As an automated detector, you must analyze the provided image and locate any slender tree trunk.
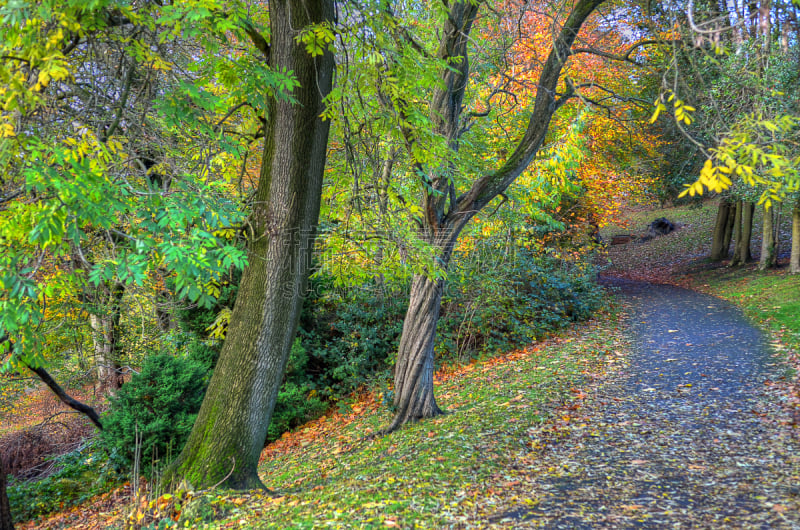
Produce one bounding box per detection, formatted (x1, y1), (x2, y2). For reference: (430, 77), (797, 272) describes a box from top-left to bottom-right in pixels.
(0, 455), (12, 530)
(722, 200), (736, 257)
(791, 201), (800, 273)
(759, 203), (777, 270)
(730, 200), (749, 266)
(740, 201), (754, 262)
(89, 282), (125, 391)
(386, 274), (446, 430)
(711, 199), (732, 260)
(164, 0), (335, 491)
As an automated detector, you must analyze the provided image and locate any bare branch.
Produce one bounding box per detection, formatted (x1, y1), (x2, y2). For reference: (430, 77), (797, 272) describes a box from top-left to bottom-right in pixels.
(571, 38), (670, 65)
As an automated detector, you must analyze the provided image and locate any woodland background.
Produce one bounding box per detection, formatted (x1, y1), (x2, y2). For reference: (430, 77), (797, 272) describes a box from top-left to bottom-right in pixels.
(0, 0), (798, 527)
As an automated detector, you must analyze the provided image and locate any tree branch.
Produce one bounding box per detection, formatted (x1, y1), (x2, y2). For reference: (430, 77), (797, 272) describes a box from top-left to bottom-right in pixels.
(242, 20), (270, 64)
(453, 0), (607, 220)
(570, 38), (670, 65)
(0, 335), (103, 430)
(24, 362), (104, 430)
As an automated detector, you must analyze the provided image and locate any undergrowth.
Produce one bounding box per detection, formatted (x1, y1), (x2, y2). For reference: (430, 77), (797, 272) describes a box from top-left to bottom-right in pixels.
(36, 310), (625, 529)
(8, 438), (120, 524)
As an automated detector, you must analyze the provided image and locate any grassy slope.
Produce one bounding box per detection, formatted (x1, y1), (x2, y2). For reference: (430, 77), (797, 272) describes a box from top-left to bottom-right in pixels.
(24, 315), (629, 529)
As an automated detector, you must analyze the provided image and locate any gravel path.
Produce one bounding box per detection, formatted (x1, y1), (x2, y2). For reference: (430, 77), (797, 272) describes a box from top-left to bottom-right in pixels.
(488, 279), (800, 528)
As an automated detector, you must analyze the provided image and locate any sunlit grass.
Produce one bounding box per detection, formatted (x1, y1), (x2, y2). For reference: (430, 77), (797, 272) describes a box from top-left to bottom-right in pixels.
(183, 315), (628, 529)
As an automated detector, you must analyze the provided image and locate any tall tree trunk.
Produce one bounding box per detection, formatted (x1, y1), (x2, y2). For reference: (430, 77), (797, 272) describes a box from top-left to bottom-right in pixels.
(89, 282), (125, 391)
(0, 455), (12, 530)
(758, 203), (777, 270)
(710, 199), (732, 260)
(164, 0), (335, 491)
(791, 201), (800, 274)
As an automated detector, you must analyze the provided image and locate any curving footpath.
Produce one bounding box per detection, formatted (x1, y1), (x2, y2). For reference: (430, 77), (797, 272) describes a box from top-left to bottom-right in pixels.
(488, 279), (800, 528)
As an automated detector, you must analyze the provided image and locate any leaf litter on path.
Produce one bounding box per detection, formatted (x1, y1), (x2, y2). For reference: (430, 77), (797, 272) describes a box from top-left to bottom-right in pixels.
(483, 279), (799, 528)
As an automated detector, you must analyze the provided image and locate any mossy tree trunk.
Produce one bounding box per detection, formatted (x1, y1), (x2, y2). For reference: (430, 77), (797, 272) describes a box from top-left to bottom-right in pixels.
(758, 203), (778, 270)
(385, 0), (606, 432)
(710, 199), (732, 261)
(164, 0), (335, 490)
(0, 455), (12, 530)
(791, 201), (800, 274)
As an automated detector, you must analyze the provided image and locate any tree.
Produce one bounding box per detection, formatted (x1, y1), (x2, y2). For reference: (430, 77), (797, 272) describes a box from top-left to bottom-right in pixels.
(730, 199), (755, 266)
(361, 0), (609, 431)
(758, 202), (779, 270)
(0, 0), (251, 388)
(710, 199), (733, 260)
(0, 453), (12, 530)
(792, 201), (800, 273)
(164, 0), (336, 490)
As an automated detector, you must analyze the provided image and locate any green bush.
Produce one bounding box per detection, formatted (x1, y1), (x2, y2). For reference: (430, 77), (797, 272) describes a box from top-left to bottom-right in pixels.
(298, 288), (406, 399)
(185, 337), (220, 372)
(266, 339), (329, 443)
(437, 247), (604, 362)
(99, 354), (208, 474)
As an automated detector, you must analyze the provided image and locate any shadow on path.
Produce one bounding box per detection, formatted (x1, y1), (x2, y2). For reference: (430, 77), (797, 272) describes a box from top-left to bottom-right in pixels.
(487, 278), (799, 528)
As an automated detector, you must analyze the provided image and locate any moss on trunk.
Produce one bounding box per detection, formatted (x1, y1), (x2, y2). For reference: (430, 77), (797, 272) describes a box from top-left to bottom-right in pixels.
(163, 0), (335, 490)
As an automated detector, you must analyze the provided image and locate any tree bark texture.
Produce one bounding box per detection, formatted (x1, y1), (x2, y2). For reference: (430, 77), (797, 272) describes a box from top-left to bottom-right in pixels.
(0, 455), (12, 530)
(387, 0), (606, 431)
(791, 201), (800, 274)
(710, 199), (731, 260)
(758, 202), (777, 270)
(387, 274), (446, 431)
(722, 201), (736, 257)
(164, 0), (335, 490)
(731, 201), (754, 265)
(89, 282), (125, 391)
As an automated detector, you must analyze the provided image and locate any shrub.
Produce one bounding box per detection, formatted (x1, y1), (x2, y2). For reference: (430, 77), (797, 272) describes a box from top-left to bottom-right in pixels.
(298, 289), (406, 400)
(99, 354), (208, 474)
(437, 247), (604, 362)
(185, 338), (220, 372)
(266, 339), (329, 443)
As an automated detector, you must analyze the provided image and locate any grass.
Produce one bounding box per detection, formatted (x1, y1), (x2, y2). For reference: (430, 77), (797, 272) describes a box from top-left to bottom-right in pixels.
(693, 267), (800, 351)
(22, 312), (629, 529)
(218, 316), (626, 529)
